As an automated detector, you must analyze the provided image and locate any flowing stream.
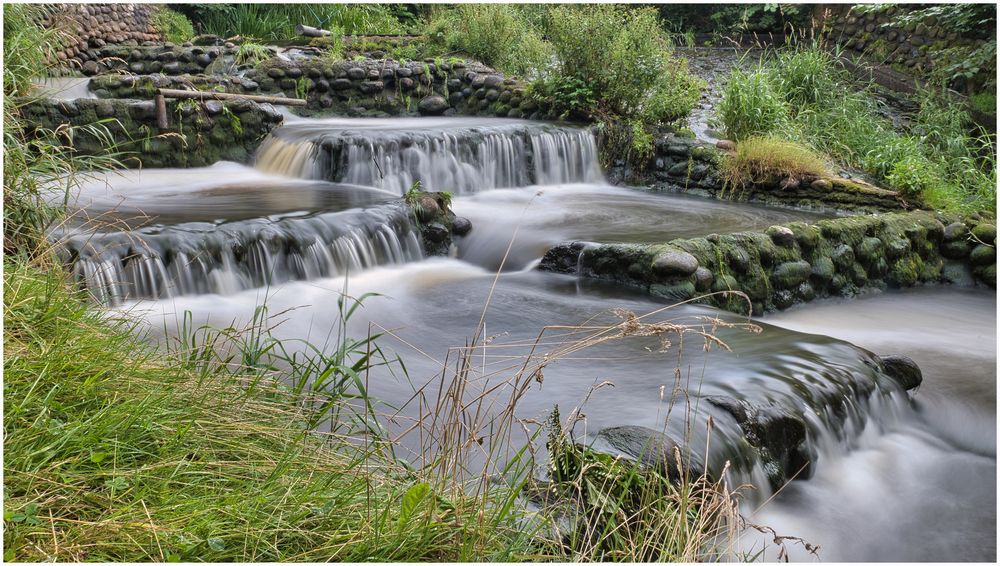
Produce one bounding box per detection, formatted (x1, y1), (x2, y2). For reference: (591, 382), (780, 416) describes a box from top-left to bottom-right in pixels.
(57, 116), (996, 562)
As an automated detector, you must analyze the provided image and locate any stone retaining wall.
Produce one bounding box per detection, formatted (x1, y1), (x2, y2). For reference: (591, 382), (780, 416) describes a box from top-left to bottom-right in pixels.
(249, 57), (536, 118)
(541, 211), (996, 315)
(80, 49), (539, 118)
(77, 42), (230, 77)
(824, 5), (991, 83)
(18, 97), (282, 168)
(40, 3), (162, 69)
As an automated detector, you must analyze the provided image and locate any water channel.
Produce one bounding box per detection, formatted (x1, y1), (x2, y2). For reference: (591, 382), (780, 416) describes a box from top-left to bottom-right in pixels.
(56, 116), (996, 562)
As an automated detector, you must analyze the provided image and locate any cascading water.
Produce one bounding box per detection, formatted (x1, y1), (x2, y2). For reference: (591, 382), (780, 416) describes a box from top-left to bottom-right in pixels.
(53, 112), (994, 562)
(255, 117), (604, 193)
(60, 204), (421, 304)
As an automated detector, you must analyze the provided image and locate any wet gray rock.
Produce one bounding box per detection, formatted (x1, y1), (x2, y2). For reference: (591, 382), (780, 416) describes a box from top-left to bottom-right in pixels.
(694, 266), (714, 291)
(592, 426), (687, 478)
(880, 355), (922, 390)
(452, 217), (472, 236)
(943, 221), (970, 242)
(539, 242), (588, 274)
(652, 249), (699, 277)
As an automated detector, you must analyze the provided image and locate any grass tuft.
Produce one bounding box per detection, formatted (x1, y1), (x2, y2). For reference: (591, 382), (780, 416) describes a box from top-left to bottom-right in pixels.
(720, 136), (828, 188)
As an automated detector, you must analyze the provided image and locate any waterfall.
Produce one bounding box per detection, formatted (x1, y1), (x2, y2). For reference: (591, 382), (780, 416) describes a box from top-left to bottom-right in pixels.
(62, 204), (423, 304)
(254, 117), (604, 193)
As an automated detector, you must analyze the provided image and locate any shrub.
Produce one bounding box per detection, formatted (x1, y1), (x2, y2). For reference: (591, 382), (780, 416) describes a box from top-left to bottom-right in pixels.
(969, 92), (997, 115)
(527, 75), (596, 120)
(720, 136), (828, 188)
(717, 67), (788, 141)
(547, 5), (695, 120)
(642, 66), (705, 125)
(151, 7), (194, 44)
(426, 4), (551, 77)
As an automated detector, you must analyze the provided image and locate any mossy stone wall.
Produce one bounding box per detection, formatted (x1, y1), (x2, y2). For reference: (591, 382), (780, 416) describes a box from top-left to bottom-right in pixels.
(541, 211), (997, 315)
(18, 97), (283, 168)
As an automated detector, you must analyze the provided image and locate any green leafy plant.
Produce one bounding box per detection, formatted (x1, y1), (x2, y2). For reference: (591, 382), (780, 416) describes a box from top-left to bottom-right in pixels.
(426, 4), (552, 77)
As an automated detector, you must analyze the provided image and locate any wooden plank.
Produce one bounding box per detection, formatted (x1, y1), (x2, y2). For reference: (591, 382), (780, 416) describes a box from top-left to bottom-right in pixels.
(157, 88), (307, 106)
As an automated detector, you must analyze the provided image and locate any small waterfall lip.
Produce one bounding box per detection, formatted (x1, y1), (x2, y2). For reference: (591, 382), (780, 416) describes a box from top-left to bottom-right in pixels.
(255, 117), (605, 194)
(46, 161), (400, 233)
(61, 202), (424, 305)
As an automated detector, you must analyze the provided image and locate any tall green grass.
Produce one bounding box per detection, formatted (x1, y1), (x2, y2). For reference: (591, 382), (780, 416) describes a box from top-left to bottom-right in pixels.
(188, 4), (403, 42)
(718, 46), (997, 213)
(1, 263), (537, 562)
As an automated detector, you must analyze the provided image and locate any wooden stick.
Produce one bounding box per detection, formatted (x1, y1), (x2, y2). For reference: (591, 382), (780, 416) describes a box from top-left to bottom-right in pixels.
(157, 88), (307, 106)
(154, 94), (168, 128)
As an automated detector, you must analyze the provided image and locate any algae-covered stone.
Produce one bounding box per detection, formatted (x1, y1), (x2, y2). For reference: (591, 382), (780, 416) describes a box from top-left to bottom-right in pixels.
(652, 249), (699, 278)
(787, 222), (820, 251)
(773, 290), (796, 310)
(711, 274), (740, 293)
(650, 280), (696, 301)
(766, 225), (796, 247)
(971, 222), (996, 245)
(831, 243), (856, 270)
(694, 267), (714, 291)
(810, 256), (835, 283)
(886, 237), (911, 260)
(880, 355), (923, 391)
(796, 282), (816, 302)
(970, 244), (996, 266)
(855, 237), (884, 264)
(940, 239), (972, 259)
(772, 260), (812, 289)
(976, 264), (997, 287)
(830, 273), (851, 294)
(942, 221), (970, 242)
(889, 255), (923, 287)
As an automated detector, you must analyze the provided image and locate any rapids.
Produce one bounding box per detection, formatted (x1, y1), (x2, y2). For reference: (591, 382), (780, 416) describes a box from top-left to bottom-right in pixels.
(57, 115), (996, 562)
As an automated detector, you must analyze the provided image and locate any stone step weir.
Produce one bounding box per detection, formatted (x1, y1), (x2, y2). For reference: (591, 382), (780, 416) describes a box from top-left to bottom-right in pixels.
(58, 202), (426, 305)
(255, 117), (604, 194)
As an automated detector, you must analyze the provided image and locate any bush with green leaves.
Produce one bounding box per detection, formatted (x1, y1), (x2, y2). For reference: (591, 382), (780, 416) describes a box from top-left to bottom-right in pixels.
(544, 5), (703, 125)
(151, 7), (194, 44)
(426, 4), (551, 78)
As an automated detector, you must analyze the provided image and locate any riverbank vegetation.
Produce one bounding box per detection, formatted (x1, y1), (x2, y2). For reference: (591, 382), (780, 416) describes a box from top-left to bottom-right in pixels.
(719, 47), (996, 213)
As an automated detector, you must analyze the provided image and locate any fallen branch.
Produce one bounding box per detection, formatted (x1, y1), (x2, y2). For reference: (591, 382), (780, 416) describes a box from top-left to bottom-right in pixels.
(157, 88), (307, 107)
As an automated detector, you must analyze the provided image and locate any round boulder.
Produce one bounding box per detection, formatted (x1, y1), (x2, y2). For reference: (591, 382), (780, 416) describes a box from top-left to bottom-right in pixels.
(418, 95), (449, 116)
(452, 217), (473, 236)
(652, 249), (699, 278)
(766, 225), (796, 247)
